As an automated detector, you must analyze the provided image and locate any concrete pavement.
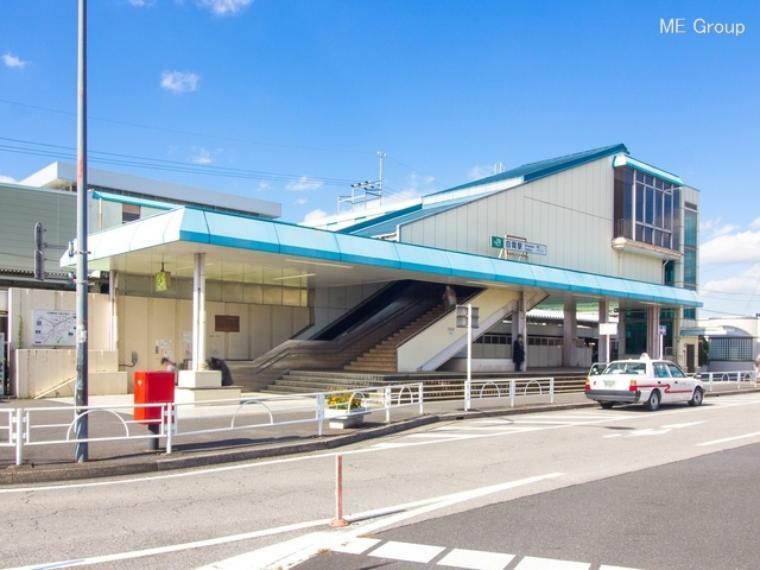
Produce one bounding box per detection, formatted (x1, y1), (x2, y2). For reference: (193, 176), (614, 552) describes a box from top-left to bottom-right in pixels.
(3, 392), (760, 568)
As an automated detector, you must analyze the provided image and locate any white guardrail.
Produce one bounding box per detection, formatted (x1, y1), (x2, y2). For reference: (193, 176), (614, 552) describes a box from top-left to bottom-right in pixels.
(1, 377), (570, 466)
(697, 370), (758, 392)
(4, 383), (424, 466)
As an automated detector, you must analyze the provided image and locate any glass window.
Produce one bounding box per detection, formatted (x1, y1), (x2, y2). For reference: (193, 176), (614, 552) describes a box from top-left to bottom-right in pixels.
(664, 193), (672, 230)
(666, 363), (686, 378)
(635, 183), (645, 222)
(654, 363), (671, 378)
(603, 362), (646, 375)
(122, 204), (141, 223)
(645, 187), (654, 224)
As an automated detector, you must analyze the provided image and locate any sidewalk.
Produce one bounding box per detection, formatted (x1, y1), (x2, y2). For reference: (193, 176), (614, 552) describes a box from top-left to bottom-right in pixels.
(0, 385), (756, 484)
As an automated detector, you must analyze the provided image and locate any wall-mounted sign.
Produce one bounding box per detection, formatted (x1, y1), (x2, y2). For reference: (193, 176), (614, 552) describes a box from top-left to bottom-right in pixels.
(491, 235), (547, 256)
(32, 309), (76, 346)
(215, 315), (240, 333)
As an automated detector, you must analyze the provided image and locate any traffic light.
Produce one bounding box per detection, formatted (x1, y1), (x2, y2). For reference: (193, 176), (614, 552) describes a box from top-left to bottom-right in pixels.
(33, 222), (45, 280)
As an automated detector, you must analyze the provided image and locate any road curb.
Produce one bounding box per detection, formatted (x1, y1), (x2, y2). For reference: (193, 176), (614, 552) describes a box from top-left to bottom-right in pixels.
(2, 388), (756, 484)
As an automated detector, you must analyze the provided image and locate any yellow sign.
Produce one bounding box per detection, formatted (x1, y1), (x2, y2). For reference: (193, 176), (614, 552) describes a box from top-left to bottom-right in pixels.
(155, 270), (170, 292)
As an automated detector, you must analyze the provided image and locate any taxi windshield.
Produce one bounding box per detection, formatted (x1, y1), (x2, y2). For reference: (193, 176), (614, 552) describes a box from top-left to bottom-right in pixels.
(603, 362), (646, 375)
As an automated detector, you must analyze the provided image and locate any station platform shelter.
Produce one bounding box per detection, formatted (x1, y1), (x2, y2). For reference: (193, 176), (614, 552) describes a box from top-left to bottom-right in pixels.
(4, 144), (702, 398)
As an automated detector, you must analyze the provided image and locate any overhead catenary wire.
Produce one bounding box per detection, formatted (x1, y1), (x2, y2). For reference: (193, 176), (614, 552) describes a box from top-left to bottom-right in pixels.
(0, 137), (356, 187)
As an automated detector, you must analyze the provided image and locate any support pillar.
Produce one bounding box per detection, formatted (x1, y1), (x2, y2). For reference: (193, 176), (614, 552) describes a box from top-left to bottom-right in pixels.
(646, 305), (661, 359)
(109, 270), (119, 352)
(562, 298), (577, 367)
(598, 299), (610, 364)
(192, 253), (206, 371)
(617, 310), (626, 358)
(511, 291), (527, 371)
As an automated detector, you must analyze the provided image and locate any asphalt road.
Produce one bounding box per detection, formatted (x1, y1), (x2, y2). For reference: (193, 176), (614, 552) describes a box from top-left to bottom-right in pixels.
(3, 392), (760, 569)
(299, 443), (760, 570)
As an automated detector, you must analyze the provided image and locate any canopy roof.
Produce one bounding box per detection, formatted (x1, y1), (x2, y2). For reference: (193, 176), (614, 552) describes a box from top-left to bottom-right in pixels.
(62, 207), (701, 308)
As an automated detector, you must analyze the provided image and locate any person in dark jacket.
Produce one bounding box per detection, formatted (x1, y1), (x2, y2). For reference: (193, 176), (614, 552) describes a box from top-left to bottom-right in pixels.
(512, 334), (525, 372)
(207, 357), (234, 387)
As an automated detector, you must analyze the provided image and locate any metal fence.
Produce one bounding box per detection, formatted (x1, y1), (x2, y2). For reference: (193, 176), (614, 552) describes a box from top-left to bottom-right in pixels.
(5, 383), (425, 466)
(1, 377), (579, 467)
(697, 370), (758, 392)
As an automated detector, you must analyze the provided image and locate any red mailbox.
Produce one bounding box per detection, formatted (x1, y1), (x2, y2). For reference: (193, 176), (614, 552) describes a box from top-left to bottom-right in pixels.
(133, 371), (175, 424)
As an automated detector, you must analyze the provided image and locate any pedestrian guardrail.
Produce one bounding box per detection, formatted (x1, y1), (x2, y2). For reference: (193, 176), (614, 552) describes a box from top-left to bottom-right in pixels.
(697, 370), (758, 392)
(465, 377), (555, 409)
(4, 382), (424, 466)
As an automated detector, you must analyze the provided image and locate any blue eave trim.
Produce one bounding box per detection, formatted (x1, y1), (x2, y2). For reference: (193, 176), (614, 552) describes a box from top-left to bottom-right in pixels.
(613, 155), (683, 186)
(91, 190), (176, 211)
(74, 207), (702, 308)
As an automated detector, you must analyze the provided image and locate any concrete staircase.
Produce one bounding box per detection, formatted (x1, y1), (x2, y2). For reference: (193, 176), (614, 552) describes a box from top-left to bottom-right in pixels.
(344, 304), (447, 373)
(263, 370), (387, 394)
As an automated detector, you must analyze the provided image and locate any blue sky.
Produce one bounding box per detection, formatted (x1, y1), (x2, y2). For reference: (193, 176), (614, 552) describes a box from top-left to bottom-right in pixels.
(1, 0), (758, 317)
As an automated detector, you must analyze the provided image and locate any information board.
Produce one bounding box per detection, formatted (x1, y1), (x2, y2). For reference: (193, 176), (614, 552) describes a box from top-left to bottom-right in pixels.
(32, 309), (76, 347)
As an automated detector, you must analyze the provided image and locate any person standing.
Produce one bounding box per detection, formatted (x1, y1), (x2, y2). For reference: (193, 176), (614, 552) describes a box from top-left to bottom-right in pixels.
(512, 334), (525, 372)
(442, 285), (457, 309)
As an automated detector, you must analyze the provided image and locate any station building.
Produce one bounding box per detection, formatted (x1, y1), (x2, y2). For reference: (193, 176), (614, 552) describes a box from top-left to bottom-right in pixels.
(0, 143), (702, 399)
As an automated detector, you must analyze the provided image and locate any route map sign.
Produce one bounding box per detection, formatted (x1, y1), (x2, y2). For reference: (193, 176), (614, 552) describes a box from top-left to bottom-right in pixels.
(32, 310), (76, 347)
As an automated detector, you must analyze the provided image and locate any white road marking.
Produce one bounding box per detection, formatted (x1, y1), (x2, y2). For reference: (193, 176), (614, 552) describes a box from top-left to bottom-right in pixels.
(697, 431), (760, 447)
(331, 537), (380, 555)
(661, 421), (705, 429)
(599, 565), (641, 570)
(514, 555), (590, 569)
(603, 434), (622, 439)
(205, 473), (564, 570)
(437, 547), (515, 570)
(3, 517), (331, 570)
(407, 433), (475, 439)
(368, 540), (445, 563)
(4, 395), (758, 495)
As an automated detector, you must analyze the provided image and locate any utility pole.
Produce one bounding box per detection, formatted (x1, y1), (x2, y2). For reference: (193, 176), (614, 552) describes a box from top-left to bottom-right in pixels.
(74, 0), (89, 462)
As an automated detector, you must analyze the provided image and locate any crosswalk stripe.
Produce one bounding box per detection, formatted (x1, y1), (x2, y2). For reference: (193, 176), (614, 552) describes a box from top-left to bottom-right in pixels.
(368, 540), (445, 563)
(437, 547), (515, 570)
(331, 537), (381, 555)
(514, 555), (590, 569)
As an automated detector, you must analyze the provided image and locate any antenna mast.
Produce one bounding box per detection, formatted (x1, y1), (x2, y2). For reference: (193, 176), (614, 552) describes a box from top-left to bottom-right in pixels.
(337, 150), (387, 212)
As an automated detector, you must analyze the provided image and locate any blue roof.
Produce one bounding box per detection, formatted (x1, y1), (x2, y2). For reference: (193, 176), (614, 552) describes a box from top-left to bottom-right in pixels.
(69, 207), (701, 308)
(428, 143), (629, 197)
(345, 196), (474, 237)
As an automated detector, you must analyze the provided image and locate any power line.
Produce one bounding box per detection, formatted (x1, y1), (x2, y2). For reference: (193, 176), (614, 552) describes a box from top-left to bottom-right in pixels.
(0, 137), (356, 187)
(0, 97), (378, 156)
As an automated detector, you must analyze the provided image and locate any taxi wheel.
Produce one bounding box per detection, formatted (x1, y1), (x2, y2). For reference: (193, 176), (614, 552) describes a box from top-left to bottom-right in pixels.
(688, 387), (704, 407)
(600, 402), (615, 409)
(645, 390), (661, 412)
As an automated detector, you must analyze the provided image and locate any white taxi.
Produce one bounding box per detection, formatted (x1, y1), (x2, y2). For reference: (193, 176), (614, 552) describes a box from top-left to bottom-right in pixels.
(584, 355), (703, 411)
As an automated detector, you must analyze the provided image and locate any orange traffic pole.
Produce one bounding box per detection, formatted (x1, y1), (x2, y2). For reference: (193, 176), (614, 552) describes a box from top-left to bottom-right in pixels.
(330, 454), (349, 527)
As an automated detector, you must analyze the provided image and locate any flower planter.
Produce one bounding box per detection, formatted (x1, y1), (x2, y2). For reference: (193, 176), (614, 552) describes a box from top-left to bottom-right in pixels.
(325, 406), (368, 429)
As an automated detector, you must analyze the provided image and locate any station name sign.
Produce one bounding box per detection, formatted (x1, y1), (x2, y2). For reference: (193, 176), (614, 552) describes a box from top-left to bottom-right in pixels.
(490, 235), (547, 256)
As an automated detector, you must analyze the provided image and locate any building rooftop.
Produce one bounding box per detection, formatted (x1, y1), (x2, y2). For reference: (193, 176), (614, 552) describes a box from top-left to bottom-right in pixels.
(20, 161), (282, 219)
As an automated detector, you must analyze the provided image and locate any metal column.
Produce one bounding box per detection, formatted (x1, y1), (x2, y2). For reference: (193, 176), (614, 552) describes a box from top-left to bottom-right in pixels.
(598, 299), (610, 363)
(74, 0), (89, 463)
(192, 253), (207, 371)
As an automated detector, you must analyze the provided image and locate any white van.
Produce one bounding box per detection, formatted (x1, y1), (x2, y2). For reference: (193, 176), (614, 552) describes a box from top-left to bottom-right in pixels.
(584, 355), (703, 411)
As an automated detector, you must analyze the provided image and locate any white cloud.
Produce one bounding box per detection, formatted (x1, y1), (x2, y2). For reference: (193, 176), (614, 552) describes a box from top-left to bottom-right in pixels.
(160, 71), (200, 93)
(257, 181), (271, 191)
(751, 217), (760, 230)
(197, 0), (252, 15)
(294, 197), (309, 206)
(2, 53), (27, 69)
(190, 147), (214, 165)
(700, 217), (737, 239)
(0, 174), (16, 183)
(467, 165), (493, 180)
(703, 264), (760, 295)
(303, 208), (327, 224)
(286, 176), (324, 192)
(700, 229), (760, 265)
(128, 0), (155, 6)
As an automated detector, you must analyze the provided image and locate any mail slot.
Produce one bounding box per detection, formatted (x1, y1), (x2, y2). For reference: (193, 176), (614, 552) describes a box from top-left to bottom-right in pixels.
(133, 371), (175, 424)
